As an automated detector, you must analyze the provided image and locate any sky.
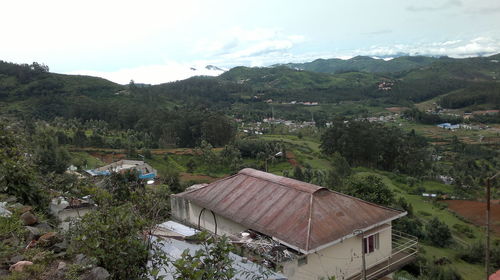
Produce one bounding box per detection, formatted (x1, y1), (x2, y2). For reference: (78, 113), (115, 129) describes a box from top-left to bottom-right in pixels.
(2, 0), (500, 84)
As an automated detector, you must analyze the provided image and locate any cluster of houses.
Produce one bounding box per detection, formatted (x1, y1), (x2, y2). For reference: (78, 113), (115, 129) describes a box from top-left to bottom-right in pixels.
(377, 81), (394, 91)
(436, 122), (492, 131)
(84, 159), (157, 180)
(263, 99), (320, 106)
(240, 119), (318, 135)
(363, 115), (400, 123)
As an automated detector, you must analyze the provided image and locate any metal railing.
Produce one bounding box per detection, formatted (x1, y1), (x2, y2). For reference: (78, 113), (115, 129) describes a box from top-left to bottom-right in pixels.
(365, 230), (418, 280)
(348, 230), (418, 280)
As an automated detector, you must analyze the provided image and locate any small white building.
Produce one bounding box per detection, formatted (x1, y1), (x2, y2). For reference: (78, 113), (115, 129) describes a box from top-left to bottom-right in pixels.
(171, 169), (418, 280)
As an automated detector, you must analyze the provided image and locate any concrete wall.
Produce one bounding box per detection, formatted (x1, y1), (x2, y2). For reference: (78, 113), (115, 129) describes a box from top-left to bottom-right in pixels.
(171, 197), (247, 236)
(282, 224), (392, 280)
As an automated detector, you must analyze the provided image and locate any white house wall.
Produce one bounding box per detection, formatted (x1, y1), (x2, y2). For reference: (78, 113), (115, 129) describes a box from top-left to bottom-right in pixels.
(282, 224), (392, 280)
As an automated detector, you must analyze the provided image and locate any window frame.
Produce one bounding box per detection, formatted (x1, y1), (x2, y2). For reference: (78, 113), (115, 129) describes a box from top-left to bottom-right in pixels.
(363, 232), (380, 254)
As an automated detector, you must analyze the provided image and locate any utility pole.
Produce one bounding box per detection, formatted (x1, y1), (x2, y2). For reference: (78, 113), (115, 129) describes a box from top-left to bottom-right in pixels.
(486, 171), (499, 280)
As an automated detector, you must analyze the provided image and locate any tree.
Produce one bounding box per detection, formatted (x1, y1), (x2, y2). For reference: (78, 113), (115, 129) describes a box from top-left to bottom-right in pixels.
(292, 166), (304, 181)
(326, 152), (352, 189)
(102, 171), (145, 203)
(343, 175), (395, 206)
(34, 129), (70, 174)
(69, 204), (149, 279)
(201, 114), (236, 147)
(73, 129), (87, 147)
(171, 232), (235, 280)
(0, 122), (47, 208)
(220, 144), (242, 171)
(426, 217), (452, 247)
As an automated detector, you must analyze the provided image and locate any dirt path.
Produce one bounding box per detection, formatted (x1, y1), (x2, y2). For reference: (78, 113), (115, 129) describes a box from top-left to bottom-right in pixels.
(444, 200), (500, 235)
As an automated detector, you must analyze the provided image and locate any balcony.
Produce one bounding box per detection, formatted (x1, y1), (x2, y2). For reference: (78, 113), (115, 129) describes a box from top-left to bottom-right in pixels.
(347, 230), (419, 280)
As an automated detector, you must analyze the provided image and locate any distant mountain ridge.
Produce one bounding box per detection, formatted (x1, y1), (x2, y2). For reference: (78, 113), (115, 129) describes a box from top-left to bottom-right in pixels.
(278, 55), (442, 74)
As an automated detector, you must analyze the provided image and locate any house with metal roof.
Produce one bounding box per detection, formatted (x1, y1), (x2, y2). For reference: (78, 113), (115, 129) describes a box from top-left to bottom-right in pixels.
(171, 168), (418, 280)
(85, 160), (157, 179)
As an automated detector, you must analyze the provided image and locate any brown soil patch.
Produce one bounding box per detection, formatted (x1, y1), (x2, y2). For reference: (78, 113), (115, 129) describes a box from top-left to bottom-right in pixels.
(179, 172), (220, 183)
(286, 151), (299, 167)
(88, 152), (126, 163)
(444, 200), (500, 235)
(385, 107), (409, 113)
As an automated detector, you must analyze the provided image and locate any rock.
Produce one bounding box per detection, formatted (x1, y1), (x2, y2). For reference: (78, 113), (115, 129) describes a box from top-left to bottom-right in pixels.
(25, 226), (42, 241)
(9, 261), (33, 272)
(5, 196), (17, 203)
(34, 222), (52, 233)
(38, 232), (60, 247)
(20, 206), (33, 214)
(20, 211), (38, 226)
(57, 261), (66, 271)
(53, 251), (67, 259)
(75, 253), (91, 266)
(83, 267), (110, 280)
(0, 202), (12, 217)
(52, 240), (68, 253)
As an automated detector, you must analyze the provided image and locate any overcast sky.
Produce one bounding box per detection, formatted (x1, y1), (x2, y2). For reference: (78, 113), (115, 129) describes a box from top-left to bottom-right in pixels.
(2, 0), (500, 84)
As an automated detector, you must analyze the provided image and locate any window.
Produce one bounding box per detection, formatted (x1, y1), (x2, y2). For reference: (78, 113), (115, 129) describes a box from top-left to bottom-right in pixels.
(363, 233), (379, 254)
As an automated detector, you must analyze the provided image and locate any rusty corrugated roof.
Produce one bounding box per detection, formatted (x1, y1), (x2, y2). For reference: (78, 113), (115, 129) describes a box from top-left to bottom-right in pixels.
(174, 168), (405, 253)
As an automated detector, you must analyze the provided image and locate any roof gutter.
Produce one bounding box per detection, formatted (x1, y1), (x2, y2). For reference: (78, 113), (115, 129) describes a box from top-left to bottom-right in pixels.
(303, 211), (407, 255)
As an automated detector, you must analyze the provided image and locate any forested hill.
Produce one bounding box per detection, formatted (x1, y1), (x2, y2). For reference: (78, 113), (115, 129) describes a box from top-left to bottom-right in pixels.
(219, 54), (500, 107)
(279, 55), (440, 74)
(1, 53), (499, 122)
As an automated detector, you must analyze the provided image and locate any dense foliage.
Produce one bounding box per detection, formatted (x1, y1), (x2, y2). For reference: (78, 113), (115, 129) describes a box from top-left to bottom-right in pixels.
(320, 120), (431, 176)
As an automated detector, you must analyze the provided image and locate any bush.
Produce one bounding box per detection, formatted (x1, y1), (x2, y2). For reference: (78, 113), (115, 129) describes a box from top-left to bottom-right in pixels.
(343, 174), (395, 206)
(425, 217), (452, 247)
(69, 204), (149, 279)
(452, 224), (475, 238)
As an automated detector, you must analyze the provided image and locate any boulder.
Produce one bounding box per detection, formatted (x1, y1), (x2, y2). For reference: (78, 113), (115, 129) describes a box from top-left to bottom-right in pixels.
(83, 267), (110, 280)
(20, 211), (38, 226)
(75, 254), (92, 266)
(0, 202), (12, 217)
(25, 226), (42, 241)
(34, 222), (52, 233)
(9, 261), (33, 272)
(57, 261), (66, 271)
(52, 240), (68, 253)
(38, 232), (60, 247)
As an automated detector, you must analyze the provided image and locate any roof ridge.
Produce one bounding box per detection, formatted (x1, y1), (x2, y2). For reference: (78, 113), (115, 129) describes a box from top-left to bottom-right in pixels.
(238, 168), (325, 194)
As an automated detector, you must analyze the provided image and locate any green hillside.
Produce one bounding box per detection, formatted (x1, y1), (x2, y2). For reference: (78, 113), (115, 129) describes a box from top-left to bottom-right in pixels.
(281, 55), (439, 74)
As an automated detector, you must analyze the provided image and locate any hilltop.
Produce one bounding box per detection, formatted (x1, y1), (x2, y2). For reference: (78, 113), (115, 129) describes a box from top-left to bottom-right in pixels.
(279, 55), (440, 74)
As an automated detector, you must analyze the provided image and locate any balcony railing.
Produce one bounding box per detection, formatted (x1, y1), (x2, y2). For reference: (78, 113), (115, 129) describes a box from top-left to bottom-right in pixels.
(347, 230), (418, 280)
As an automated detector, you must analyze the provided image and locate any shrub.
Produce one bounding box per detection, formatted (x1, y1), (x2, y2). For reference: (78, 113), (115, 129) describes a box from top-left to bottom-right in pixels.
(452, 224), (475, 238)
(425, 218), (452, 247)
(68, 204), (149, 279)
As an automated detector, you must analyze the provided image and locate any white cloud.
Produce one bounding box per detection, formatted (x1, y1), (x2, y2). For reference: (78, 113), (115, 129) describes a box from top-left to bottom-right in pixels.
(68, 62), (225, 85)
(407, 0), (462, 12)
(193, 27), (305, 66)
(355, 37), (500, 58)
